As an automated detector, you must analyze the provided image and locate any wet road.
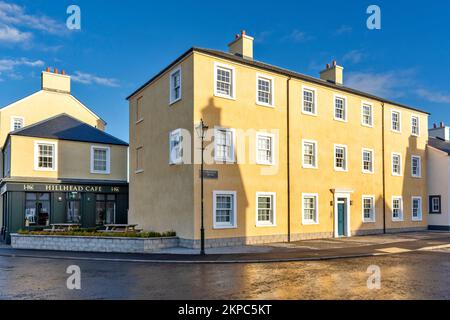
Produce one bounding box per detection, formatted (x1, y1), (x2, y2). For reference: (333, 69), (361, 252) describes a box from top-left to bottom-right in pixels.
(0, 250), (449, 299)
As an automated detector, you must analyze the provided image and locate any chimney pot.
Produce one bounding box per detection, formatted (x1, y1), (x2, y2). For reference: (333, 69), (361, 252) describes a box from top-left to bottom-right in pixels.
(235, 34), (240, 39)
(54, 68), (58, 74)
(326, 63), (330, 69)
(61, 70), (66, 75)
(433, 123), (437, 129)
(440, 122), (444, 128)
(46, 67), (51, 72)
(229, 31), (254, 59)
(241, 30), (246, 36)
(332, 60), (337, 67)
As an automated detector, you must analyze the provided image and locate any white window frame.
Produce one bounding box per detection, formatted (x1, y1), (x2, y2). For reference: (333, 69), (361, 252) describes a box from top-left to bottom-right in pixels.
(392, 196), (403, 221)
(256, 73), (275, 107)
(361, 148), (374, 174)
(361, 101), (373, 127)
(302, 139), (318, 169)
(214, 127), (236, 163)
(391, 110), (402, 133)
(391, 152), (402, 176)
(333, 94), (348, 122)
(34, 141), (57, 172)
(169, 67), (182, 105)
(255, 192), (276, 227)
(411, 155), (421, 178)
(256, 132), (275, 165)
(90, 145), (111, 174)
(213, 190), (237, 229)
(411, 196), (423, 221)
(362, 195), (376, 223)
(169, 129), (184, 165)
(334, 144), (348, 172)
(301, 85), (318, 116)
(430, 196), (441, 214)
(302, 193), (319, 225)
(214, 62), (236, 100)
(411, 115), (420, 136)
(10, 116), (25, 132)
(135, 146), (144, 174)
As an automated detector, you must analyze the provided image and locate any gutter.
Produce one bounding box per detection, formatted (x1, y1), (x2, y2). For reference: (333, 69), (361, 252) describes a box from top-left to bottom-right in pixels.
(286, 77), (292, 242)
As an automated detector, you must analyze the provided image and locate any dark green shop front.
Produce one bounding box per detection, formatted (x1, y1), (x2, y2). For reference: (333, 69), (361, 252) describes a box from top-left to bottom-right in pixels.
(0, 182), (128, 244)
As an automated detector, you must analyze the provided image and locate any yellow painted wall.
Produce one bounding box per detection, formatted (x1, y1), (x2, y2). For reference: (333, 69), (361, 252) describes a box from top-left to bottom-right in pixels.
(128, 55), (195, 238)
(128, 50), (428, 241)
(9, 136), (127, 181)
(0, 90), (105, 148)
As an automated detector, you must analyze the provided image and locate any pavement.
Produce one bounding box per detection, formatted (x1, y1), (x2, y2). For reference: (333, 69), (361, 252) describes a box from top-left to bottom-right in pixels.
(0, 231), (449, 264)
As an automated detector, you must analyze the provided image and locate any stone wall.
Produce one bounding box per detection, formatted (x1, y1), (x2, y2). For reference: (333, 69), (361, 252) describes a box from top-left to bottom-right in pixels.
(11, 234), (179, 253)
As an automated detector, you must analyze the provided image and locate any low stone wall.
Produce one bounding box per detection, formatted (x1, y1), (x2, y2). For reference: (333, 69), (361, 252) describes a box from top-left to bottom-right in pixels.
(11, 234), (179, 253)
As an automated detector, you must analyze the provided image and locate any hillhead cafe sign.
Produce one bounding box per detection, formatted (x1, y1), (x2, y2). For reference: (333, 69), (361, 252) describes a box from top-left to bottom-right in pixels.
(1, 182), (122, 195)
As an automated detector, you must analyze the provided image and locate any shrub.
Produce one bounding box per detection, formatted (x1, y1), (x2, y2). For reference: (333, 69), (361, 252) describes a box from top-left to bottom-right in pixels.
(17, 229), (176, 238)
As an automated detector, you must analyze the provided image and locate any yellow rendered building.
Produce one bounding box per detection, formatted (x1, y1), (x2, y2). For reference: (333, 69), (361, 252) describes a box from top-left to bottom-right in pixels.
(127, 32), (429, 248)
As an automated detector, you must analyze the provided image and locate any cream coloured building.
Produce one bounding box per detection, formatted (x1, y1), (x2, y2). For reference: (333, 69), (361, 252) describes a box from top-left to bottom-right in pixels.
(127, 31), (429, 248)
(0, 69), (129, 243)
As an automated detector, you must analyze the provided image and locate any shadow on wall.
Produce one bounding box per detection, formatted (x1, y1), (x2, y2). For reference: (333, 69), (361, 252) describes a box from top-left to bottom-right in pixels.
(199, 97), (249, 242)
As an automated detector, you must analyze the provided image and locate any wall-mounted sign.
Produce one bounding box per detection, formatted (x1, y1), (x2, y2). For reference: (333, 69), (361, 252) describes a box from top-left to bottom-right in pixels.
(200, 170), (219, 179)
(1, 183), (126, 194)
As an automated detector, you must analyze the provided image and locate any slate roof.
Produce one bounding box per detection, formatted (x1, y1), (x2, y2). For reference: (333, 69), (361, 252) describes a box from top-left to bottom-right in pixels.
(9, 114), (128, 146)
(429, 136), (450, 155)
(126, 47), (429, 115)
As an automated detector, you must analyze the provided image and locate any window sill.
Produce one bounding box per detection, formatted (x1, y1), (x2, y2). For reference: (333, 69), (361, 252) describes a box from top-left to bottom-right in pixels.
(91, 170), (110, 175)
(334, 168), (348, 172)
(213, 225), (237, 230)
(392, 218), (404, 222)
(135, 119), (144, 125)
(256, 161), (275, 166)
(169, 98), (182, 106)
(361, 123), (373, 128)
(34, 168), (56, 172)
(391, 129), (402, 134)
(333, 117), (348, 123)
(302, 221), (319, 226)
(214, 93), (236, 101)
(256, 223), (277, 228)
(362, 170), (374, 174)
(412, 218), (423, 222)
(363, 220), (376, 223)
(256, 101), (275, 108)
(392, 173), (403, 177)
(135, 169), (144, 174)
(302, 111), (318, 117)
(303, 165), (318, 169)
(411, 175), (422, 179)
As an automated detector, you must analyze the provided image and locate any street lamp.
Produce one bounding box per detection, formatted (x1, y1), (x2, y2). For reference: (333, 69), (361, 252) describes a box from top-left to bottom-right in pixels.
(195, 119), (208, 255)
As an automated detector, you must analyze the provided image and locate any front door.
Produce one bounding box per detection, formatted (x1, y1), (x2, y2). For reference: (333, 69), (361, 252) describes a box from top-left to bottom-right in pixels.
(337, 199), (346, 237)
(66, 192), (82, 224)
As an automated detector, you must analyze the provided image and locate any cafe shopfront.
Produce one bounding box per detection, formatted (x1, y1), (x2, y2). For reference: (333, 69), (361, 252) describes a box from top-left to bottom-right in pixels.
(0, 181), (128, 243)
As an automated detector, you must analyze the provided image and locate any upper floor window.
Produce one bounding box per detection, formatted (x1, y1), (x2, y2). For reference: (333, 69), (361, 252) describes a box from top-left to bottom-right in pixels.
(215, 128), (234, 162)
(256, 74), (274, 107)
(429, 196), (441, 214)
(334, 95), (347, 122)
(91, 146), (110, 174)
(256, 192), (276, 226)
(362, 148), (374, 173)
(302, 86), (317, 115)
(34, 141), (56, 171)
(391, 110), (401, 132)
(334, 144), (348, 171)
(256, 132), (274, 165)
(361, 103), (373, 127)
(392, 153), (402, 176)
(214, 63), (235, 99)
(169, 67), (182, 104)
(136, 97), (143, 123)
(412, 197), (422, 221)
(11, 116), (24, 132)
(302, 139), (318, 169)
(169, 129), (183, 165)
(411, 155), (421, 178)
(411, 115), (420, 136)
(392, 196), (403, 221)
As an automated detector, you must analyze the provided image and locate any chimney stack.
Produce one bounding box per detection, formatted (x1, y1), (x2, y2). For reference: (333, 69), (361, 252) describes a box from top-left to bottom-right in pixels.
(320, 60), (344, 85)
(228, 30), (254, 60)
(433, 123), (437, 129)
(41, 67), (71, 93)
(440, 122), (445, 128)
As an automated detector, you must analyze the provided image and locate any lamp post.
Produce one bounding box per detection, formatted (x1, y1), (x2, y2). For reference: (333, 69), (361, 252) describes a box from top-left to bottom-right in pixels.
(195, 119), (208, 255)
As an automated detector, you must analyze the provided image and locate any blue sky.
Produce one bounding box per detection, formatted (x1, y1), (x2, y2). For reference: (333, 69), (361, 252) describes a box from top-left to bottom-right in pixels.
(1, 0), (449, 142)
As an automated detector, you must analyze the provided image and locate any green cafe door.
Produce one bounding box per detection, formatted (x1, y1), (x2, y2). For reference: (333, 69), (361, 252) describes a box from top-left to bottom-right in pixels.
(337, 198), (346, 237)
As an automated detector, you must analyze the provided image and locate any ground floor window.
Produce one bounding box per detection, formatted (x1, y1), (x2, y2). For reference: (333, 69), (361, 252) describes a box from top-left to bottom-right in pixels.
(302, 193), (319, 224)
(213, 191), (236, 228)
(412, 197), (422, 221)
(362, 196), (375, 222)
(392, 197), (403, 221)
(25, 193), (50, 227)
(429, 195), (441, 214)
(66, 192), (81, 223)
(96, 194), (116, 225)
(256, 192), (276, 226)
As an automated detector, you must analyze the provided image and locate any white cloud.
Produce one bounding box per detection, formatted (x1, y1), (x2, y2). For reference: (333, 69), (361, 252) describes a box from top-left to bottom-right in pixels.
(342, 50), (365, 64)
(71, 71), (120, 87)
(334, 25), (352, 35)
(346, 69), (416, 98)
(415, 88), (450, 104)
(0, 24), (31, 42)
(0, 57), (44, 73)
(282, 29), (314, 43)
(0, 1), (66, 35)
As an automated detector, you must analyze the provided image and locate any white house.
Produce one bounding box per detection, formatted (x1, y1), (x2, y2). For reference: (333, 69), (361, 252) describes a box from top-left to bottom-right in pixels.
(428, 123), (450, 231)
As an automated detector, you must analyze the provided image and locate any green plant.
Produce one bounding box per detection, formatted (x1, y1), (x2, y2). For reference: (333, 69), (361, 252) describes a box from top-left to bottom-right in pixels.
(17, 229), (176, 238)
